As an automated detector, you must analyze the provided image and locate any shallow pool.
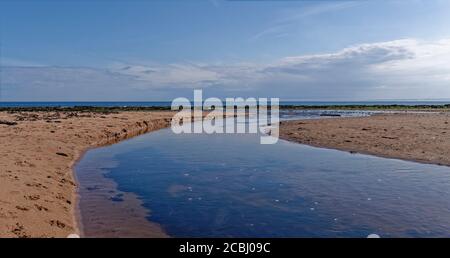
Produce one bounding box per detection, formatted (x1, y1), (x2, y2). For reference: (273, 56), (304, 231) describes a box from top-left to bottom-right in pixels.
(76, 112), (450, 237)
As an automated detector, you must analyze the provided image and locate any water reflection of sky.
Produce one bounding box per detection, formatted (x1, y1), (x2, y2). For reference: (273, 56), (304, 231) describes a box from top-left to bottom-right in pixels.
(77, 111), (450, 237)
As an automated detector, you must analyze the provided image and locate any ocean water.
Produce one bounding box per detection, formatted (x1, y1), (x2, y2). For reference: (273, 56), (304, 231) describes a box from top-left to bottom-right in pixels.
(0, 101), (172, 108)
(1, 100), (450, 108)
(75, 113), (450, 238)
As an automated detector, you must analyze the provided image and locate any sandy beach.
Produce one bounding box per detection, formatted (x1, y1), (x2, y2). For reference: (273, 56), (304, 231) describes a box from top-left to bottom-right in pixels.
(2, 110), (450, 238)
(0, 111), (174, 238)
(280, 112), (450, 166)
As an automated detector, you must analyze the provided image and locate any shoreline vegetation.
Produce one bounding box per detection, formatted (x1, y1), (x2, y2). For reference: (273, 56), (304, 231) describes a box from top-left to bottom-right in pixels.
(0, 105), (449, 237)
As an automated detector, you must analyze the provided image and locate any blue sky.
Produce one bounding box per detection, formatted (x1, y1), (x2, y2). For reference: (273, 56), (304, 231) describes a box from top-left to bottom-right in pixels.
(1, 0), (450, 101)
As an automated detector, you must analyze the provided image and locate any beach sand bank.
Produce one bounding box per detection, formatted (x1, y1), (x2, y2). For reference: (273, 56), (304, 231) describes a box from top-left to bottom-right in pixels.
(2, 110), (450, 237)
(280, 113), (450, 166)
(0, 111), (174, 238)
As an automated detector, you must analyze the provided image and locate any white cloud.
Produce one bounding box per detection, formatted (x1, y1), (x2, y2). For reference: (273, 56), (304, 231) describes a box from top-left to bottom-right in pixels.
(2, 38), (450, 100)
(113, 63), (222, 87)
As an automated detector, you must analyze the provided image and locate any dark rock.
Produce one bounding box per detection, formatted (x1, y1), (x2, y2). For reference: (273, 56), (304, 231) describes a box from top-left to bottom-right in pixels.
(0, 120), (18, 126)
(320, 114), (341, 117)
(56, 152), (68, 157)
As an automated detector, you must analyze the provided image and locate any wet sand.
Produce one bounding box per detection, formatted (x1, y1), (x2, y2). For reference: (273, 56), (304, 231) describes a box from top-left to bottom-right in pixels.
(280, 112), (450, 166)
(75, 153), (169, 238)
(0, 111), (174, 237)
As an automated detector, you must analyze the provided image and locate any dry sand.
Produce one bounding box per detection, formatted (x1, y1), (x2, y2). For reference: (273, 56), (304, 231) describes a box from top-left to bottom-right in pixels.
(280, 112), (450, 166)
(0, 111), (174, 238)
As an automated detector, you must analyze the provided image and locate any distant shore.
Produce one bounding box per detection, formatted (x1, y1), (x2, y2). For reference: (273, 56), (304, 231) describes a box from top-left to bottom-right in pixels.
(1, 103), (450, 113)
(279, 104), (450, 111)
(280, 112), (450, 166)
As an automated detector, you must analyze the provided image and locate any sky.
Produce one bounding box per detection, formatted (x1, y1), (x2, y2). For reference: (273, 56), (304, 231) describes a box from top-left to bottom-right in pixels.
(1, 0), (450, 101)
